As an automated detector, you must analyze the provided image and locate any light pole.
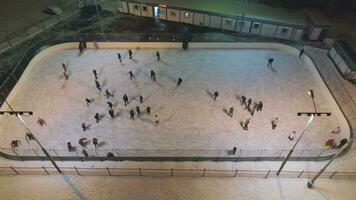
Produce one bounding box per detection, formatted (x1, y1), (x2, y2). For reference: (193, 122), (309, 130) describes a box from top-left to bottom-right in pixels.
(276, 115), (314, 175)
(0, 93), (62, 173)
(93, 0), (105, 40)
(308, 89), (317, 113)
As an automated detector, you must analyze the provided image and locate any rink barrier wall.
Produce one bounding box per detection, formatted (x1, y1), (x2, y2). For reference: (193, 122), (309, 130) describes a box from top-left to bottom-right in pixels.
(0, 42), (351, 162)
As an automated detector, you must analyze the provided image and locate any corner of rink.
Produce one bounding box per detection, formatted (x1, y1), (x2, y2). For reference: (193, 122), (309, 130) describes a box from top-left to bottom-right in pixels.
(2, 42), (351, 148)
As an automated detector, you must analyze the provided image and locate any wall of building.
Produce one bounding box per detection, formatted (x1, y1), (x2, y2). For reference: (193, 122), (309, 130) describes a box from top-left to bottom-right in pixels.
(209, 15), (222, 29)
(260, 24), (277, 37)
(193, 13), (204, 26)
(275, 26), (293, 39)
(250, 22), (262, 34)
(140, 4), (153, 17)
(167, 8), (180, 22)
(117, 1), (128, 13)
(235, 20), (252, 33)
(159, 7), (167, 20)
(221, 17), (236, 31)
(203, 14), (210, 27)
(179, 10), (193, 24)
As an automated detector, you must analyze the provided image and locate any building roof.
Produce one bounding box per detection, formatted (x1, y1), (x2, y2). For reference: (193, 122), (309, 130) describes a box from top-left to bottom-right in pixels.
(134, 0), (307, 26)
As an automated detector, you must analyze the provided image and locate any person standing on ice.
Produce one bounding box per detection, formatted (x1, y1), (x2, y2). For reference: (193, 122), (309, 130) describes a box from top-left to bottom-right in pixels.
(93, 138), (98, 148)
(81, 123), (88, 131)
(246, 98), (252, 110)
(146, 106), (151, 115)
(62, 63), (67, 72)
(177, 78), (183, 87)
(240, 96), (246, 106)
(213, 91), (219, 101)
(67, 142), (74, 152)
(85, 98), (93, 106)
(94, 113), (101, 123)
(139, 95), (143, 103)
(123, 94), (129, 106)
(150, 70), (156, 81)
(107, 101), (113, 110)
(136, 106), (141, 116)
(229, 107), (234, 117)
(271, 117), (278, 130)
(267, 58), (274, 68)
(128, 71), (135, 79)
(129, 109), (135, 120)
(242, 118), (250, 130)
(95, 80), (102, 91)
(78, 42), (83, 54)
(78, 138), (88, 147)
(257, 101), (263, 111)
(93, 69), (98, 79)
(117, 53), (122, 62)
(128, 49), (133, 59)
(105, 89), (114, 98)
(156, 51), (160, 61)
(232, 146), (237, 155)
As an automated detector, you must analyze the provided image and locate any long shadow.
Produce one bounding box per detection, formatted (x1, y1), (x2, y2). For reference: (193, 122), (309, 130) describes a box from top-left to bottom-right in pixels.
(269, 66), (278, 73)
(60, 174), (87, 200)
(222, 108), (230, 117)
(206, 90), (214, 99)
(139, 117), (155, 125)
(101, 79), (107, 88)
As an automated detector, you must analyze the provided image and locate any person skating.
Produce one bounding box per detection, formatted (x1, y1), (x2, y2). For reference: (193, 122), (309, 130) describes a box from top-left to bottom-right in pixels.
(37, 117), (47, 127)
(78, 138), (88, 147)
(150, 70), (156, 81)
(93, 138), (98, 148)
(81, 123), (88, 131)
(288, 131), (296, 141)
(85, 98), (93, 106)
(213, 91), (219, 101)
(130, 109), (135, 120)
(117, 52), (122, 62)
(25, 132), (35, 142)
(109, 109), (115, 119)
(67, 142), (74, 152)
(136, 106), (141, 116)
(123, 94), (129, 106)
(271, 117), (278, 130)
(10, 140), (21, 148)
(93, 69), (98, 79)
(257, 101), (263, 111)
(232, 146), (237, 155)
(246, 98), (252, 110)
(267, 58), (274, 68)
(107, 101), (113, 110)
(229, 107), (234, 117)
(105, 89), (114, 98)
(299, 48), (304, 58)
(146, 106), (151, 115)
(177, 78), (183, 87)
(94, 113), (101, 123)
(240, 96), (246, 106)
(128, 71), (135, 80)
(79, 42), (83, 53)
(128, 49), (133, 59)
(95, 80), (101, 91)
(242, 118), (250, 130)
(156, 51), (160, 61)
(139, 95), (143, 103)
(62, 63), (67, 72)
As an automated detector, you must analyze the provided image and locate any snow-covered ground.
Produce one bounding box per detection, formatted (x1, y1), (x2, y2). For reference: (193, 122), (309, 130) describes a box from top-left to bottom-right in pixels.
(0, 47), (348, 155)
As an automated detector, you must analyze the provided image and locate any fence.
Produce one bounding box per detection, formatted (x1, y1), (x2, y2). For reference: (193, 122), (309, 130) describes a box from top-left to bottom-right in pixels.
(0, 147), (339, 162)
(0, 166), (355, 180)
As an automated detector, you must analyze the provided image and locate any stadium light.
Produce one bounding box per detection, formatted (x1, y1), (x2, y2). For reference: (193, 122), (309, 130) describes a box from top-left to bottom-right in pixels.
(308, 89), (317, 113)
(0, 92), (62, 173)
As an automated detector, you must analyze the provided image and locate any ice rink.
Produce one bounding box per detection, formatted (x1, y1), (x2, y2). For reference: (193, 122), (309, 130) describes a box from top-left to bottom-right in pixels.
(0, 44), (349, 152)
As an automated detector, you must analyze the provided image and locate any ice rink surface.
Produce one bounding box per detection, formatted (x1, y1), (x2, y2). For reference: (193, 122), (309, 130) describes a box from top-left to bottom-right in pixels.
(0, 47), (348, 151)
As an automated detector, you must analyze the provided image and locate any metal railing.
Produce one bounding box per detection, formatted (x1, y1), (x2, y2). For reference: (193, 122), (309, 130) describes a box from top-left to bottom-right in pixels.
(1, 166), (355, 180)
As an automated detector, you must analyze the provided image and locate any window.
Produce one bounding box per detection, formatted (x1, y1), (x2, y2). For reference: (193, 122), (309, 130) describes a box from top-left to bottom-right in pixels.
(170, 10), (176, 16)
(134, 5), (139, 10)
(142, 6), (147, 12)
(225, 19), (232, 26)
(184, 12), (190, 18)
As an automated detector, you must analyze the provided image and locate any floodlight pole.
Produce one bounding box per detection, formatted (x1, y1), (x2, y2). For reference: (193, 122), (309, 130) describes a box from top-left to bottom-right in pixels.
(308, 90), (317, 113)
(277, 115), (314, 176)
(307, 140), (352, 188)
(93, 0), (106, 40)
(0, 93), (62, 173)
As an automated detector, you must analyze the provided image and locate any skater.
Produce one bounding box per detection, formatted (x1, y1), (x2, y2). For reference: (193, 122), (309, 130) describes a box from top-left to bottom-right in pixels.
(25, 132), (35, 142)
(37, 117), (47, 127)
(299, 48), (305, 58)
(94, 113), (101, 123)
(85, 98), (93, 106)
(93, 69), (98, 79)
(95, 80), (101, 91)
(105, 89), (114, 98)
(81, 123), (88, 131)
(242, 118), (250, 130)
(246, 98), (252, 109)
(139, 95), (143, 103)
(81, 149), (88, 157)
(109, 109), (115, 119)
(67, 142), (74, 152)
(146, 106), (151, 115)
(117, 52), (122, 62)
(150, 70), (156, 81)
(257, 101), (263, 111)
(240, 96), (246, 106)
(128, 49), (133, 59)
(249, 107), (255, 116)
(156, 51), (160, 61)
(154, 115), (160, 125)
(232, 146), (237, 155)
(82, 40), (87, 49)
(128, 71), (135, 79)
(177, 78), (183, 87)
(136, 106), (141, 116)
(62, 63), (67, 72)
(267, 58), (274, 67)
(271, 117), (278, 130)
(213, 91), (219, 101)
(107, 101), (113, 110)
(288, 131), (296, 141)
(123, 94), (129, 106)
(331, 127), (341, 134)
(78, 137), (88, 147)
(10, 140), (21, 148)
(63, 71), (69, 80)
(93, 138), (98, 148)
(229, 107), (234, 117)
(79, 42), (83, 53)
(129, 110), (135, 120)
